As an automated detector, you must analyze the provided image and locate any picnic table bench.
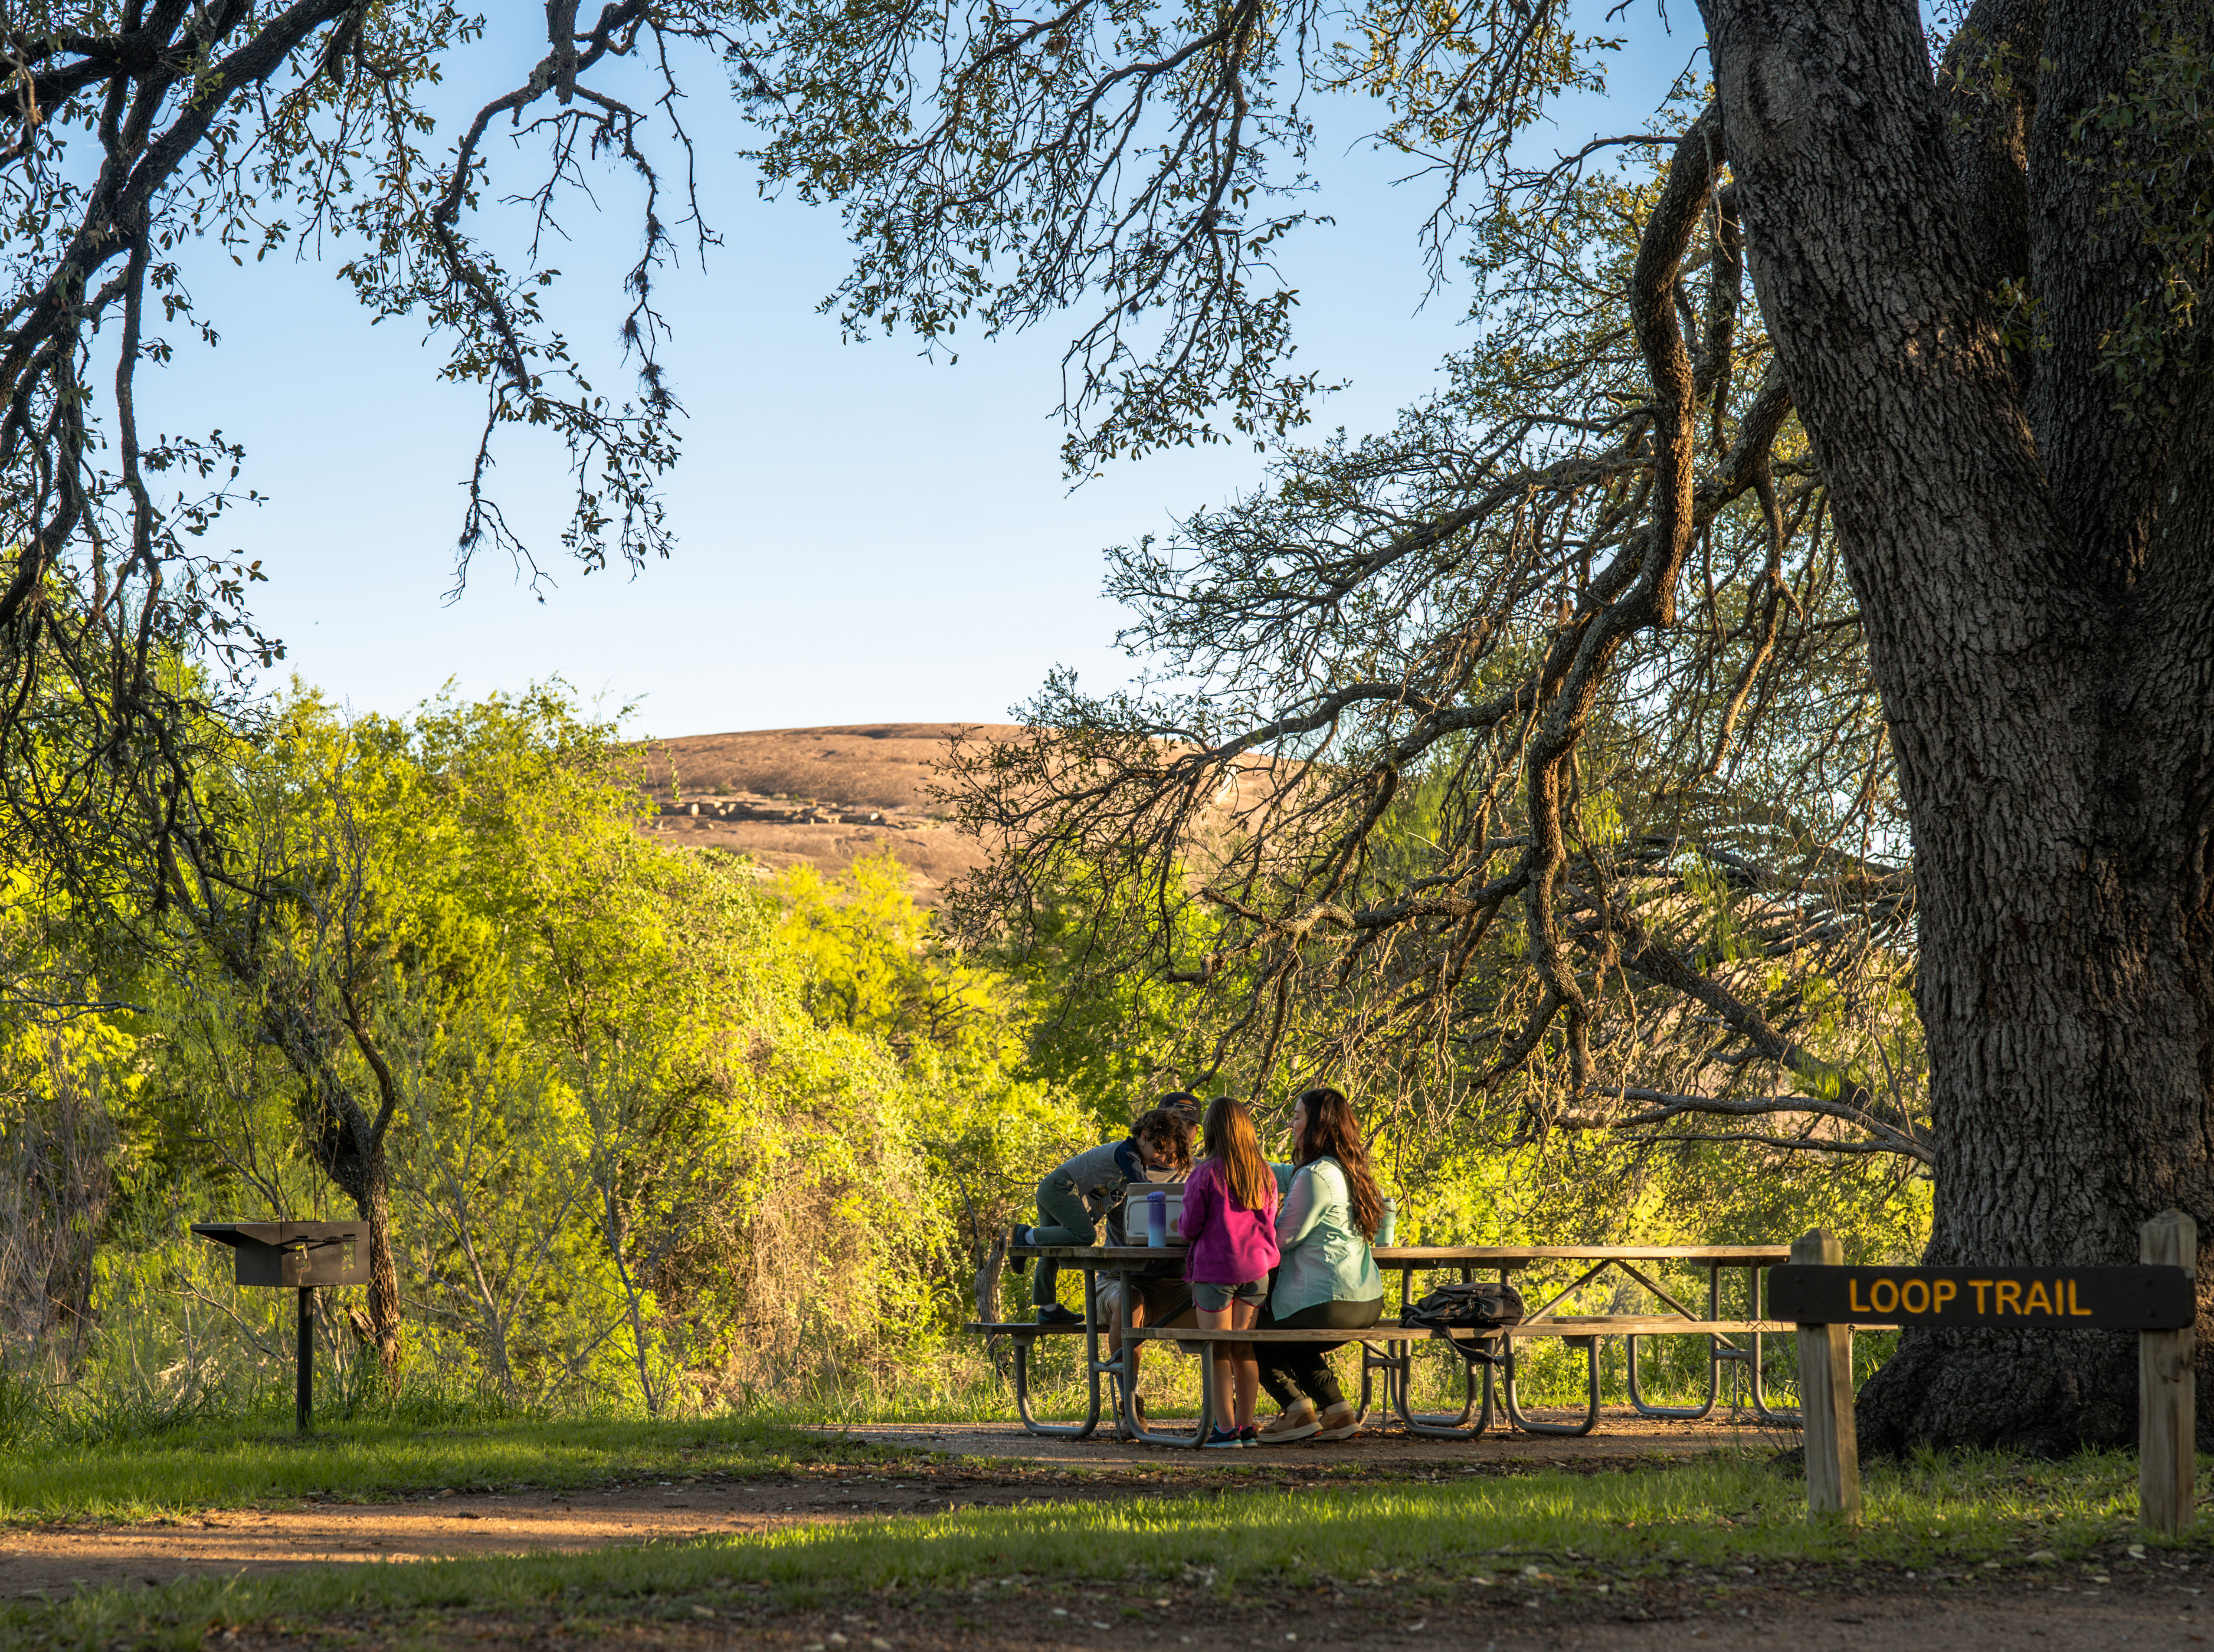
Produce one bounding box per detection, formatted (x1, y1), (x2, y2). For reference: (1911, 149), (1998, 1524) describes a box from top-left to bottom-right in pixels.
(969, 1242), (1798, 1449)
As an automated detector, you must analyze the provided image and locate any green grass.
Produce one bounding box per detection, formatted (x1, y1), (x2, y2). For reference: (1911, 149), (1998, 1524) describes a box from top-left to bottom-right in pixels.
(7, 1448), (2203, 1651)
(0, 1412), (923, 1526)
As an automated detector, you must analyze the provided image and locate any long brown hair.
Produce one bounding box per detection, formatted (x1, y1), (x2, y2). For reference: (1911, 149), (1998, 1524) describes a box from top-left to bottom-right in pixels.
(1200, 1095), (1274, 1213)
(1292, 1087), (1383, 1239)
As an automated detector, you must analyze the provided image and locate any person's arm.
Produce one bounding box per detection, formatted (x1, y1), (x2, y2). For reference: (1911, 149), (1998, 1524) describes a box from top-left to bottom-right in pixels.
(1179, 1163), (1217, 1249)
(1275, 1164), (1330, 1249)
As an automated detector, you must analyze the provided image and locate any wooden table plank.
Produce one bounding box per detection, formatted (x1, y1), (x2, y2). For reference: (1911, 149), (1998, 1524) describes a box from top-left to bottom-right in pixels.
(1377, 1246), (1792, 1263)
(1007, 1244), (1793, 1263)
(965, 1318), (1829, 1340)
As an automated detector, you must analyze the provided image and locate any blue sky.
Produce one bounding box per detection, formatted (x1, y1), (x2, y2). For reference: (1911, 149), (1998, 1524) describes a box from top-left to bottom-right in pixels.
(145, 5), (1695, 741)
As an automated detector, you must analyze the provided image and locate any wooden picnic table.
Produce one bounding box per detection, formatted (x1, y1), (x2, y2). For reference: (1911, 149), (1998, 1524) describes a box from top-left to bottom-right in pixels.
(973, 1241), (1800, 1449)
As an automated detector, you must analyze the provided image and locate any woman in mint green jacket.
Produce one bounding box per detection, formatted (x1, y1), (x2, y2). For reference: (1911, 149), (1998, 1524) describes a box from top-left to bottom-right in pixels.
(1251, 1087), (1385, 1443)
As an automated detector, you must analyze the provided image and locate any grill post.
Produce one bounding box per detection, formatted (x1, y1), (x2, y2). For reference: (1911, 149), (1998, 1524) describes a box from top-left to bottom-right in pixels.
(297, 1286), (314, 1435)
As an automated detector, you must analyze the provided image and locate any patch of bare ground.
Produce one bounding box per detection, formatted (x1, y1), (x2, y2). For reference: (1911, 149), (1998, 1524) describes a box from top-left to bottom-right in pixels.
(626, 726), (1019, 816)
(618, 721), (1287, 905)
(1, 1444), (1672, 1599)
(167, 1558), (2214, 1652)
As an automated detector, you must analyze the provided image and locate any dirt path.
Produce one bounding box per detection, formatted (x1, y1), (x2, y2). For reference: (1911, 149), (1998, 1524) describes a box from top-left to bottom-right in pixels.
(3, 1471), (1031, 1598)
(1, 1406), (1772, 1598)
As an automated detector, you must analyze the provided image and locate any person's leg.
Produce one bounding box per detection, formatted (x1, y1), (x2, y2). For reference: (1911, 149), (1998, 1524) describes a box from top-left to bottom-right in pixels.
(1109, 1282), (1142, 1391)
(1271, 1298), (1382, 1437)
(1027, 1173), (1096, 1310)
(1101, 1278), (1128, 1352)
(1196, 1301), (1237, 1431)
(1252, 1301), (1310, 1415)
(1279, 1341), (1345, 1409)
(1229, 1295), (1261, 1430)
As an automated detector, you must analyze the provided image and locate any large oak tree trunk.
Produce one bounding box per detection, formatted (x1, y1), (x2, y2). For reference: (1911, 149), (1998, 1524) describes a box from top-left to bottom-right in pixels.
(1703, 0), (2214, 1451)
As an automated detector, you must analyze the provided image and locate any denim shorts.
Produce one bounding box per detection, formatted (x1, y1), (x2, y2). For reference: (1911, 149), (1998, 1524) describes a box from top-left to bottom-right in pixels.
(1192, 1278), (1268, 1311)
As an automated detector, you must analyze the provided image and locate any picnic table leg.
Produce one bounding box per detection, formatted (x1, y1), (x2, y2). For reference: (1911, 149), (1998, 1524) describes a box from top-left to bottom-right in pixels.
(1626, 1332), (1721, 1419)
(1449, 1264), (1480, 1426)
(1356, 1264), (1412, 1427)
(1112, 1265), (1138, 1440)
(1501, 1334), (1602, 1437)
(1081, 1268), (1106, 1435)
(1395, 1263), (1485, 1438)
(1190, 1326), (1218, 1451)
(1625, 1261), (1723, 1420)
(1011, 1331), (1099, 1439)
(1117, 1272), (1213, 1449)
(1741, 1262), (1800, 1425)
(1007, 1265), (1105, 1440)
(1395, 1338), (1494, 1437)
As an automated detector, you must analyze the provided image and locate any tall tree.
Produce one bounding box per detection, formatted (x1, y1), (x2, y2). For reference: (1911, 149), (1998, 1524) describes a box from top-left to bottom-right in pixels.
(746, 0), (2213, 1449)
(1699, 0), (2214, 1452)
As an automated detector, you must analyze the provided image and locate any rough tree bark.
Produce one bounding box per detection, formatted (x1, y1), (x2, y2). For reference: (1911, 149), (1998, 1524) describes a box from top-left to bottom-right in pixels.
(1702, 0), (2214, 1451)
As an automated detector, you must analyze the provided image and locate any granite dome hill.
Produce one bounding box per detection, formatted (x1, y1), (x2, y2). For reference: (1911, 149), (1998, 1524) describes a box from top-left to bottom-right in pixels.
(624, 723), (1015, 906)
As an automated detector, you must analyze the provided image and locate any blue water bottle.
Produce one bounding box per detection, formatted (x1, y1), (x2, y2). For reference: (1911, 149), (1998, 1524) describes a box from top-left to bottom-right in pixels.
(1146, 1189), (1168, 1248)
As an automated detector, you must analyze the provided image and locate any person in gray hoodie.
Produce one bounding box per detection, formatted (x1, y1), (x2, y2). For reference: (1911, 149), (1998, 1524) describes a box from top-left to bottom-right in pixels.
(1014, 1097), (1195, 1325)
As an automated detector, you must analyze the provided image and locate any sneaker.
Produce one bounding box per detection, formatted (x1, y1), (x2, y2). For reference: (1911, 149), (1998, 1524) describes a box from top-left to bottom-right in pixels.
(1255, 1405), (1320, 1444)
(1312, 1401), (1360, 1441)
(1202, 1425), (1246, 1449)
(1007, 1225), (1031, 1276)
(1034, 1303), (1084, 1328)
(1238, 1426), (1259, 1446)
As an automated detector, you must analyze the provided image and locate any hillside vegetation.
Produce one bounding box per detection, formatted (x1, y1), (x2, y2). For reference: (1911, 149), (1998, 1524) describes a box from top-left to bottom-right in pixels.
(623, 724), (1009, 905)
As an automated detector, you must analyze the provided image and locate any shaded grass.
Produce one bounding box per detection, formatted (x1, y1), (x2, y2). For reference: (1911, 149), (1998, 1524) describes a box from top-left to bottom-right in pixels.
(7, 1447), (2202, 1651)
(0, 1413), (919, 1527)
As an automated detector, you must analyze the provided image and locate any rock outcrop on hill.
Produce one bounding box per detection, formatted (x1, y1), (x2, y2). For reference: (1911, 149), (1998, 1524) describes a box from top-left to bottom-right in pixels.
(625, 724), (1014, 907)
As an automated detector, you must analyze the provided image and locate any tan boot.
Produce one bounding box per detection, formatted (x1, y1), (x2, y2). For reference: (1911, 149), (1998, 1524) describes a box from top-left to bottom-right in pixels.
(1255, 1400), (1319, 1443)
(1312, 1401), (1360, 1441)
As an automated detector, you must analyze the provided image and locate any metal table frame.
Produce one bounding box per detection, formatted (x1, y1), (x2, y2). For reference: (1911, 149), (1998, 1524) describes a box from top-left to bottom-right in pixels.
(1372, 1246), (1798, 1438)
(997, 1242), (1798, 1446)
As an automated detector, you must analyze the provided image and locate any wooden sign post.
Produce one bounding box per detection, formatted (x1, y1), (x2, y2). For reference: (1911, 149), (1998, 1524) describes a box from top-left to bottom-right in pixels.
(1770, 1214), (2198, 1533)
(2140, 1209), (2197, 1536)
(1791, 1229), (1861, 1521)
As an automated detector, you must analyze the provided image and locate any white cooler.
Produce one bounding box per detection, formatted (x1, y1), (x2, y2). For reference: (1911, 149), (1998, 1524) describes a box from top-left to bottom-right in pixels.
(1120, 1183), (1186, 1246)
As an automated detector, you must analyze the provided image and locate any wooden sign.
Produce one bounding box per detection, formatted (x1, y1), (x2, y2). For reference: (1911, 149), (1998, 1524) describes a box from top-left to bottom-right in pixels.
(1768, 1264), (2193, 1330)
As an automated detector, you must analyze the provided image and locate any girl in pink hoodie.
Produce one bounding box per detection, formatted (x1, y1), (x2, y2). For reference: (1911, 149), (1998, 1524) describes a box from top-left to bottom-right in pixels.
(1180, 1096), (1281, 1446)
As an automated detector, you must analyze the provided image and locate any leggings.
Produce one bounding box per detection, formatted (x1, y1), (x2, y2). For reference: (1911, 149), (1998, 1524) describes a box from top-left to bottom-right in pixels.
(1028, 1171), (1096, 1307)
(1255, 1296), (1385, 1410)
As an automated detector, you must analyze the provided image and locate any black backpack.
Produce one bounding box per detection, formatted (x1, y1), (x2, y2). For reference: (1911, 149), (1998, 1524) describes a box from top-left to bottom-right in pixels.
(1401, 1281), (1526, 1366)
